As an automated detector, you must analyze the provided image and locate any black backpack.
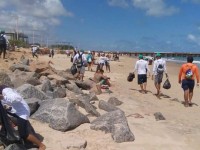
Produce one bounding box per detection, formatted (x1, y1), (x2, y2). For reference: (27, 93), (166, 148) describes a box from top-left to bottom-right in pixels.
(0, 35), (6, 46)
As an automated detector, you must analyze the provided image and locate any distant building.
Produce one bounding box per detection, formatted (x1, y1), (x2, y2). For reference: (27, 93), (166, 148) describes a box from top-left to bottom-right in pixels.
(5, 32), (28, 44)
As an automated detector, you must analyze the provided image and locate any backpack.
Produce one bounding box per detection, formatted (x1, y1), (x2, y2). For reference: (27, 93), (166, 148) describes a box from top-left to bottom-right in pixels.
(157, 63), (164, 74)
(76, 53), (83, 68)
(0, 35), (6, 46)
(185, 65), (193, 80)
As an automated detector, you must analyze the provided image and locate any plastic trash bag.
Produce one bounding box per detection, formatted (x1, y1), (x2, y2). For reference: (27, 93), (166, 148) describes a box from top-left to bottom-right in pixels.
(127, 73), (135, 82)
(163, 78), (171, 89)
(70, 64), (77, 75)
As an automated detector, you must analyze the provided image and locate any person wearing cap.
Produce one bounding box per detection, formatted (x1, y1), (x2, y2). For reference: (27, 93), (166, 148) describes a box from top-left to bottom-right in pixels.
(73, 49), (87, 81)
(178, 56), (199, 107)
(152, 53), (168, 96)
(86, 51), (93, 71)
(133, 54), (150, 94)
(0, 85), (46, 150)
(0, 30), (9, 59)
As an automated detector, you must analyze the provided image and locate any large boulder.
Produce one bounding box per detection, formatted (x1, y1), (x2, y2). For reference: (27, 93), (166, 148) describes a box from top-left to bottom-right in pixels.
(17, 84), (48, 100)
(98, 100), (119, 112)
(69, 94), (100, 117)
(9, 64), (30, 72)
(41, 79), (53, 93)
(108, 97), (123, 106)
(90, 110), (135, 143)
(0, 71), (13, 87)
(65, 83), (83, 94)
(46, 87), (66, 98)
(31, 98), (90, 131)
(75, 80), (93, 90)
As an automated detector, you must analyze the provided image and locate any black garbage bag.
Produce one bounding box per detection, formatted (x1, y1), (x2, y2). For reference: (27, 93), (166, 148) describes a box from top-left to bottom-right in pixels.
(0, 103), (21, 146)
(163, 79), (171, 89)
(70, 64), (77, 75)
(127, 73), (135, 82)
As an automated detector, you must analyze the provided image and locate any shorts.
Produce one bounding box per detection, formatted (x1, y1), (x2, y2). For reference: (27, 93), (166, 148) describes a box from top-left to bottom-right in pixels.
(138, 74), (147, 84)
(17, 117), (33, 139)
(154, 74), (163, 84)
(77, 66), (85, 74)
(181, 79), (195, 91)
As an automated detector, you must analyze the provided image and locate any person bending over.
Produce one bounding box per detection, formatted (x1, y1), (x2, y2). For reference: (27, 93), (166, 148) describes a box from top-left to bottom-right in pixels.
(0, 85), (46, 150)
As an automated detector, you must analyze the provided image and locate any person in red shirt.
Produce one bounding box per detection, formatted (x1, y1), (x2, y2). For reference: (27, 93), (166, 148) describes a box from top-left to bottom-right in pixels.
(178, 56), (199, 107)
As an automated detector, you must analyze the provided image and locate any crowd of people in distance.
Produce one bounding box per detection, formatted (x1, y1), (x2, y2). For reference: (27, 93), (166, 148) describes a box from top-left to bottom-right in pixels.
(133, 53), (199, 107)
(71, 49), (112, 92)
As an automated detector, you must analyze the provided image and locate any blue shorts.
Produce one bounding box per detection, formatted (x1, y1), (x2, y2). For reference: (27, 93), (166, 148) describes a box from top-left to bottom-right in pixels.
(181, 79), (195, 91)
(138, 74), (147, 84)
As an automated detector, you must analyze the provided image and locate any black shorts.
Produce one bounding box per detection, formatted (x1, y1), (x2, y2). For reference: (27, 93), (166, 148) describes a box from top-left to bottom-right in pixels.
(181, 79), (195, 91)
(17, 117), (34, 139)
(138, 74), (147, 84)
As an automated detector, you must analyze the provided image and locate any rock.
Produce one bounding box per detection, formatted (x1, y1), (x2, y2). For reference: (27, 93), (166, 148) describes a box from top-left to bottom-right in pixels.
(89, 92), (99, 101)
(154, 112), (166, 121)
(47, 74), (69, 85)
(66, 83), (83, 94)
(56, 70), (75, 80)
(31, 98), (90, 131)
(9, 64), (30, 72)
(0, 71), (13, 87)
(98, 100), (119, 112)
(26, 77), (41, 86)
(17, 84), (48, 100)
(21, 58), (30, 66)
(41, 79), (53, 93)
(108, 97), (123, 106)
(46, 87), (66, 98)
(75, 80), (93, 90)
(91, 110), (135, 143)
(69, 94), (100, 117)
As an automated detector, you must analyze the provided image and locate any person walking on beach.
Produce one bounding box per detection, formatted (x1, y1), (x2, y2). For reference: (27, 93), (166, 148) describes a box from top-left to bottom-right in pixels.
(0, 30), (9, 59)
(178, 56), (199, 107)
(152, 53), (168, 96)
(87, 51), (93, 71)
(133, 54), (150, 93)
(31, 46), (39, 58)
(49, 48), (54, 58)
(0, 85), (46, 150)
(73, 49), (87, 81)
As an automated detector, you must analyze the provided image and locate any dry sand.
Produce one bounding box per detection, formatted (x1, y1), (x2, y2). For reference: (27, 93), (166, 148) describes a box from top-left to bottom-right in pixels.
(1, 49), (200, 150)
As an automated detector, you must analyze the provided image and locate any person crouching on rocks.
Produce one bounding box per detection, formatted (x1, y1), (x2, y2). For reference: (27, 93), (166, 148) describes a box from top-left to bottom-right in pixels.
(0, 85), (46, 150)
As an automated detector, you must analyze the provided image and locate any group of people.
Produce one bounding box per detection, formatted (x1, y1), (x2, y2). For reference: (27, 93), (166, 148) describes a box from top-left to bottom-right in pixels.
(133, 53), (199, 107)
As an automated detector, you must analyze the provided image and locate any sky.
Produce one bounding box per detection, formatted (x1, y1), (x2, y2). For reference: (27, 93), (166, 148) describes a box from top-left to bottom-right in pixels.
(0, 0), (200, 52)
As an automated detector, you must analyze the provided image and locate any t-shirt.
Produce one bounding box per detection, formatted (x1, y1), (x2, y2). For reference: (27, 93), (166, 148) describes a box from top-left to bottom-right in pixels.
(73, 52), (87, 65)
(153, 58), (167, 75)
(134, 59), (149, 75)
(1, 88), (30, 120)
(178, 63), (199, 82)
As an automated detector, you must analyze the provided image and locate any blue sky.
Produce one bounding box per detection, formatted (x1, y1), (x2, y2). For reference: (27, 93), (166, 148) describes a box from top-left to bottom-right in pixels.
(0, 0), (200, 52)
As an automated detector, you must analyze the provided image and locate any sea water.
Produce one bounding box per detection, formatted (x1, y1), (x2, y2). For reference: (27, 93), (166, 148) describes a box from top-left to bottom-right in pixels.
(163, 56), (200, 68)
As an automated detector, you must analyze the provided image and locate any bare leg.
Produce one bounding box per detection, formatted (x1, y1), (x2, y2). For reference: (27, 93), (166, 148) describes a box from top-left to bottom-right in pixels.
(143, 82), (147, 93)
(188, 90), (193, 105)
(184, 89), (189, 107)
(26, 134), (46, 150)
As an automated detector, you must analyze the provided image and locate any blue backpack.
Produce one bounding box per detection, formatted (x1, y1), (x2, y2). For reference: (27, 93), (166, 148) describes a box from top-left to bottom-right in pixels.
(0, 35), (6, 46)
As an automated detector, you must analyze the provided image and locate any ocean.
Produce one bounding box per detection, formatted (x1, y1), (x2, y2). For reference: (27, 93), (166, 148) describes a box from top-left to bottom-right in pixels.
(163, 56), (200, 67)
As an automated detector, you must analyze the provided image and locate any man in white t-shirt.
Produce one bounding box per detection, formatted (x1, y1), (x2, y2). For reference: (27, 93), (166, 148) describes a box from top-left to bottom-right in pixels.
(152, 53), (168, 96)
(73, 50), (87, 81)
(0, 85), (46, 150)
(133, 54), (150, 93)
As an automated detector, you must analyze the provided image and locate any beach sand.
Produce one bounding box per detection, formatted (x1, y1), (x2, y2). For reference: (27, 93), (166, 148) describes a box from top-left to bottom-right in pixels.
(2, 49), (200, 150)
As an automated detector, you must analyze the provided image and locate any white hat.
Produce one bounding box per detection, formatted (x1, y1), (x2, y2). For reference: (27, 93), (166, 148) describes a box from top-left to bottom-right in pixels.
(88, 51), (91, 53)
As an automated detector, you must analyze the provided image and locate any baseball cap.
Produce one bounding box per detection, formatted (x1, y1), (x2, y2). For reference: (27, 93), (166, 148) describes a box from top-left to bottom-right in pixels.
(138, 54), (143, 59)
(156, 53), (161, 57)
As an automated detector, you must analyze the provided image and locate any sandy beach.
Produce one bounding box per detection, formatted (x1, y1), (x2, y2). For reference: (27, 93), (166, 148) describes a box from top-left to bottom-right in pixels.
(1, 49), (200, 150)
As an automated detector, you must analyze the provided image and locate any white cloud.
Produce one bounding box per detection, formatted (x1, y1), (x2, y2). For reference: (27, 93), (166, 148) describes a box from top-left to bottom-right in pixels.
(0, 0), (73, 32)
(131, 0), (179, 17)
(108, 0), (129, 8)
(187, 34), (200, 45)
